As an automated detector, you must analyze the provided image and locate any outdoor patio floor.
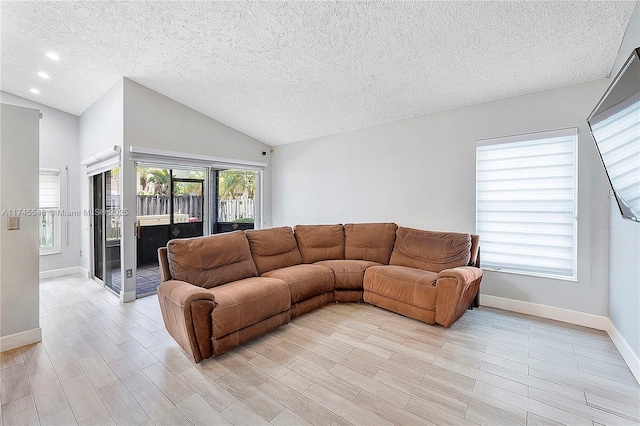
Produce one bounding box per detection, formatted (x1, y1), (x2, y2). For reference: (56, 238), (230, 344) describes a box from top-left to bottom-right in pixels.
(111, 263), (161, 297)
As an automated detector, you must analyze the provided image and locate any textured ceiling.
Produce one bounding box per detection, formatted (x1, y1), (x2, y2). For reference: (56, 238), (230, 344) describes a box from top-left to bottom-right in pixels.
(0, 1), (635, 146)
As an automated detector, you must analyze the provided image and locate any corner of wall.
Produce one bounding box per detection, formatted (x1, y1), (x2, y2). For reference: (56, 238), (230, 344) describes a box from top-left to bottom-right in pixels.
(481, 295), (639, 385)
(0, 328), (42, 352)
(605, 318), (640, 384)
(606, 0), (640, 370)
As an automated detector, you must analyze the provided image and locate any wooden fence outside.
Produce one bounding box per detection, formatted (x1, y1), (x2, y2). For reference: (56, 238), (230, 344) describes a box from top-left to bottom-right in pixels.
(218, 199), (255, 222)
(137, 195), (203, 220)
(136, 195), (254, 222)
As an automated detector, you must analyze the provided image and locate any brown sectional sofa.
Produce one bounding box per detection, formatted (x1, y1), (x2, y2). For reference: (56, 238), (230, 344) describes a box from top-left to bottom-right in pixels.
(157, 223), (482, 363)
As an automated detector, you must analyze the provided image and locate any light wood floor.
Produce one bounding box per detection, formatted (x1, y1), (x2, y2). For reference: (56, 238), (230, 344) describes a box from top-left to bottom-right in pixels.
(1, 274), (638, 426)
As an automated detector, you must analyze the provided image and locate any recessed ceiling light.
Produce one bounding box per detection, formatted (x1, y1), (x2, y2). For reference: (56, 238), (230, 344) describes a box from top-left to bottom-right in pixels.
(38, 72), (50, 79)
(30, 88), (40, 94)
(46, 52), (60, 61)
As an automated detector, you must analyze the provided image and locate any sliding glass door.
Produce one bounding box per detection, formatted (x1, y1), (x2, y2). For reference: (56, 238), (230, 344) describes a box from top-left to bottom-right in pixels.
(213, 169), (257, 234)
(92, 168), (121, 293)
(92, 173), (104, 282)
(135, 166), (205, 296)
(133, 163), (261, 297)
(88, 154), (263, 300)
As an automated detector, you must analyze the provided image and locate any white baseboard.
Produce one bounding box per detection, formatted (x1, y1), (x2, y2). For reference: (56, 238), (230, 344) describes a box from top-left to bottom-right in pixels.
(0, 327), (42, 352)
(40, 266), (88, 280)
(604, 319), (640, 384)
(480, 294), (638, 385)
(121, 289), (136, 303)
(480, 295), (611, 330)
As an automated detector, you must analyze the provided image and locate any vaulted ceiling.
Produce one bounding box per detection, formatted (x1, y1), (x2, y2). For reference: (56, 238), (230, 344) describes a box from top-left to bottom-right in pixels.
(0, 1), (635, 145)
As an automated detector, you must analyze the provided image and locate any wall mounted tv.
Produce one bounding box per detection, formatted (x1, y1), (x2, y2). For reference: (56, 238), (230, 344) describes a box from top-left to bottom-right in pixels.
(587, 47), (640, 223)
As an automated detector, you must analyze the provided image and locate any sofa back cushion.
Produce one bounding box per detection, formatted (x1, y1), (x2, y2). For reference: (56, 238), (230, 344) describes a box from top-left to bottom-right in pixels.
(294, 224), (345, 263)
(344, 223), (398, 264)
(390, 227), (471, 272)
(246, 227), (303, 275)
(166, 231), (258, 288)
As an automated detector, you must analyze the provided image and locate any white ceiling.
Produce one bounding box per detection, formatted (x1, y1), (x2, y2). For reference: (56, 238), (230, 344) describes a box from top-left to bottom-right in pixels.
(0, 1), (635, 146)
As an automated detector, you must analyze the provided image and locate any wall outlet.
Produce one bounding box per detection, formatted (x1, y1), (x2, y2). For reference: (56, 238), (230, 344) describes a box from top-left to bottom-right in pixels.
(126, 269), (133, 278)
(79, 250), (82, 257)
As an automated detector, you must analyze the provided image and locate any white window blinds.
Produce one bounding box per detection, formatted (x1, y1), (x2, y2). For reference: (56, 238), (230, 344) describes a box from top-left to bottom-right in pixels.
(39, 169), (60, 209)
(476, 128), (577, 280)
(590, 94), (640, 220)
(39, 169), (60, 250)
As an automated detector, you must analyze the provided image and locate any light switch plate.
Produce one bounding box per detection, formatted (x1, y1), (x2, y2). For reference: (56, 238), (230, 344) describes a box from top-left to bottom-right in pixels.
(7, 216), (19, 230)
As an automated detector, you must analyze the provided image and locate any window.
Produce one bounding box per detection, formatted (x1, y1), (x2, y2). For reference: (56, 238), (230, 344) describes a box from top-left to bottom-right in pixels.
(476, 128), (577, 280)
(39, 169), (60, 254)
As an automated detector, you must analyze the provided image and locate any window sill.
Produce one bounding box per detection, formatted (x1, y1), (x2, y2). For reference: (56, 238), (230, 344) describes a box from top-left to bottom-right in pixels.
(482, 267), (578, 283)
(39, 249), (61, 256)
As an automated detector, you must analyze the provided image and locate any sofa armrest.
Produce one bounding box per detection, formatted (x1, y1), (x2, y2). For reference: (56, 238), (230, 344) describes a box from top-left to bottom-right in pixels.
(434, 266), (483, 328)
(157, 280), (216, 363)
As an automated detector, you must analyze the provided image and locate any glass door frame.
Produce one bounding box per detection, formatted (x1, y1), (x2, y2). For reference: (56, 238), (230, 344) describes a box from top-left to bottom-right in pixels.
(171, 175), (206, 226)
(134, 163), (210, 297)
(92, 173), (104, 284)
(211, 168), (263, 234)
(90, 169), (121, 295)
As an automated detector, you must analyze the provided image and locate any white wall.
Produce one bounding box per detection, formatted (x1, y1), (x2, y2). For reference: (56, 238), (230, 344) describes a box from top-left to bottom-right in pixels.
(272, 79), (611, 316)
(78, 80), (124, 274)
(0, 104), (41, 350)
(123, 79), (272, 164)
(0, 91), (81, 273)
(607, 1), (640, 359)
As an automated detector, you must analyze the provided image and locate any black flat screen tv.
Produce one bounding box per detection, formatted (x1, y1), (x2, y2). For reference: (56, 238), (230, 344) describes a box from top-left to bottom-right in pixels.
(587, 47), (640, 223)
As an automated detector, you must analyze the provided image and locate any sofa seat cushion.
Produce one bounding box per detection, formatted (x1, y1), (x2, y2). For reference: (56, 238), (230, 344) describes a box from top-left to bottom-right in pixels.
(390, 227), (471, 273)
(262, 264), (334, 304)
(314, 259), (382, 290)
(294, 224), (345, 263)
(246, 227), (303, 275)
(166, 231), (258, 288)
(209, 277), (291, 339)
(363, 265), (438, 311)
